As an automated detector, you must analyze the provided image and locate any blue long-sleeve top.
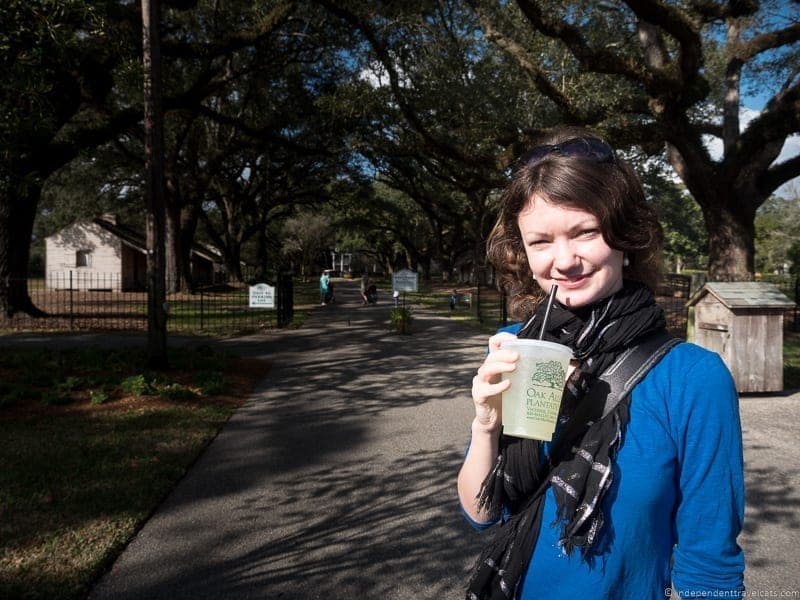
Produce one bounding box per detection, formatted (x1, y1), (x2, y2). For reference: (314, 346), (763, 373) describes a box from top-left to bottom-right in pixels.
(461, 329), (745, 599)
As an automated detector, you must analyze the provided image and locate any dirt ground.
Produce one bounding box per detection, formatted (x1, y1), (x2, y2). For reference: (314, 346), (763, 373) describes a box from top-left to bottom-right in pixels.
(0, 356), (271, 419)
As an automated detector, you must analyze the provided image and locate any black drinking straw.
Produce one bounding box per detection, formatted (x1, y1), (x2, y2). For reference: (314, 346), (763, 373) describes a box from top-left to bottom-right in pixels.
(538, 284), (558, 339)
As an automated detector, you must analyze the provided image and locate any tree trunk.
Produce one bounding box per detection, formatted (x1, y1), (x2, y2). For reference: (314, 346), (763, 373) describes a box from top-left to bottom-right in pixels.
(179, 204), (198, 291)
(418, 255), (431, 280)
(142, 0), (168, 367)
(224, 243), (243, 281)
(703, 197), (756, 281)
(164, 200), (181, 293)
(0, 176), (47, 318)
(253, 223), (269, 281)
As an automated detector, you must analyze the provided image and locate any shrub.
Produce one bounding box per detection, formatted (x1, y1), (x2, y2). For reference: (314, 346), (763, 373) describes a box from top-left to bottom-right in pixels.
(158, 383), (198, 402)
(195, 372), (227, 396)
(120, 374), (156, 396)
(389, 306), (414, 334)
(89, 388), (111, 405)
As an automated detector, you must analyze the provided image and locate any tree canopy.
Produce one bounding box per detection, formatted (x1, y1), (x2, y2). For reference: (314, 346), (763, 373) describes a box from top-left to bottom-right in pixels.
(2, 0), (798, 317)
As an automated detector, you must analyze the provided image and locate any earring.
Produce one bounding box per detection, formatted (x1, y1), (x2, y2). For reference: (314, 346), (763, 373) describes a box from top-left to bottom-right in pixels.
(623, 255), (630, 267)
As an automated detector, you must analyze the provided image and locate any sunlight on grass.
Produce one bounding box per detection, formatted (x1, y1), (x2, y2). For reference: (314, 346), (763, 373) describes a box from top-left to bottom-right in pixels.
(0, 346), (251, 599)
(0, 404), (234, 599)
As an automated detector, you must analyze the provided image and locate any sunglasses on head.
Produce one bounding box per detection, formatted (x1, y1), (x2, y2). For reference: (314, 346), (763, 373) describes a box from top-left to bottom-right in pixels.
(521, 137), (616, 168)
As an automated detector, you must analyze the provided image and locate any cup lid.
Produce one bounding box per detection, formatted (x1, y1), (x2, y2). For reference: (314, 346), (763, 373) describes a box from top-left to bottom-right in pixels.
(500, 337), (573, 359)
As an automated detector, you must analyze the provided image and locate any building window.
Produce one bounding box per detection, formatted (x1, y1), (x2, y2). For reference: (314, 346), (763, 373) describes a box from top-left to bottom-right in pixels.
(76, 250), (92, 268)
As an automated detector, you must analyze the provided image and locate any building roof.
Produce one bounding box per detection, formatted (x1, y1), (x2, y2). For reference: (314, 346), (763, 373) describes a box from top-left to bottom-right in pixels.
(687, 281), (795, 309)
(93, 217), (146, 253)
(90, 217), (222, 263)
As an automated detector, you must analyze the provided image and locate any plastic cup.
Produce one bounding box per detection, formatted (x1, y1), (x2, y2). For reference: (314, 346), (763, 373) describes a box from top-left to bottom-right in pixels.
(500, 338), (573, 441)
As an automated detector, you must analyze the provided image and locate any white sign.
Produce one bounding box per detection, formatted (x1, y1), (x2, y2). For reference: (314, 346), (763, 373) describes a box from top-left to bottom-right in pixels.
(392, 269), (418, 293)
(249, 283), (275, 308)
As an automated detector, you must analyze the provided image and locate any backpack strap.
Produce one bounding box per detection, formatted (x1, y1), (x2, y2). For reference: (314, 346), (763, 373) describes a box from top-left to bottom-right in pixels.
(599, 329), (681, 419)
(546, 329), (680, 464)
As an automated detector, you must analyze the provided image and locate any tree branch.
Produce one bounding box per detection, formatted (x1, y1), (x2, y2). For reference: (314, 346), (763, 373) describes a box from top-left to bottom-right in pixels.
(473, 7), (586, 123)
(625, 0), (703, 79)
(314, 0), (493, 169)
(687, 0), (759, 21)
(192, 103), (336, 158)
(736, 22), (800, 62)
(514, 0), (649, 83)
(161, 1), (297, 60)
(760, 153), (800, 196)
(737, 80), (800, 171)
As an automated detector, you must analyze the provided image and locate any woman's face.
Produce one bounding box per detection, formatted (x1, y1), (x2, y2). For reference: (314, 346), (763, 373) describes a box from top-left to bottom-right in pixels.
(517, 194), (624, 308)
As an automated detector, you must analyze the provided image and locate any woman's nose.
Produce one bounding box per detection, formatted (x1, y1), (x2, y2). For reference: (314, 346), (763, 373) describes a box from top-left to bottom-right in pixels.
(551, 240), (580, 271)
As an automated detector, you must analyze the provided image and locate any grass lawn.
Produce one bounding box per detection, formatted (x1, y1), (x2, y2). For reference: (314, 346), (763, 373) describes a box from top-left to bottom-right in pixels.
(784, 330), (800, 390)
(1, 280), (322, 335)
(0, 345), (269, 599)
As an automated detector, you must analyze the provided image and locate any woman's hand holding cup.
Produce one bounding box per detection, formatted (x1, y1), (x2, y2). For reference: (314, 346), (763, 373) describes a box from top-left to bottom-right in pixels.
(471, 332), (519, 435)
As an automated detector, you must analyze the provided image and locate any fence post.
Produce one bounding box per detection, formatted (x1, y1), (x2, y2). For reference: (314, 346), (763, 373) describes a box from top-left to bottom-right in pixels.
(476, 283), (482, 323)
(280, 275), (287, 328)
(69, 271), (74, 330)
(795, 276), (799, 331)
(276, 273), (294, 328)
(200, 286), (204, 330)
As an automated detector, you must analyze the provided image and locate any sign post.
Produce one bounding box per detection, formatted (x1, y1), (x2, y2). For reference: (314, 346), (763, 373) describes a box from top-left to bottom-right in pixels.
(391, 269), (418, 334)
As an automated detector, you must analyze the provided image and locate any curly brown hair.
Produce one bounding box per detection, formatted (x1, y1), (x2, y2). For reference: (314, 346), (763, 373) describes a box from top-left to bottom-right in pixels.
(487, 127), (664, 321)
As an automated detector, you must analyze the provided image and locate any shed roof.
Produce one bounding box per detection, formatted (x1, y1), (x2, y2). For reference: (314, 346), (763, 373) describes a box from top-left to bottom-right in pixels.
(687, 281), (795, 309)
(46, 216), (223, 264)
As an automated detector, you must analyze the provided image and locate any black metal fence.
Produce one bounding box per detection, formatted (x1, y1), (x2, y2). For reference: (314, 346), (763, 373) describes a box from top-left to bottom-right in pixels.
(2, 272), (795, 336)
(1, 274), (294, 334)
(759, 274), (799, 331)
(656, 273), (692, 337)
(471, 274), (694, 338)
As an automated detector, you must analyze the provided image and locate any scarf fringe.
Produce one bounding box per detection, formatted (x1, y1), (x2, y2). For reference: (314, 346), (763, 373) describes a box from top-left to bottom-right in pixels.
(476, 453), (506, 520)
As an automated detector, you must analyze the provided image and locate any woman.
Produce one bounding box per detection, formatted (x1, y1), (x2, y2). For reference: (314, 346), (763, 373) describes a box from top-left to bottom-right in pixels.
(457, 127), (744, 599)
(360, 272), (370, 305)
(319, 270), (330, 306)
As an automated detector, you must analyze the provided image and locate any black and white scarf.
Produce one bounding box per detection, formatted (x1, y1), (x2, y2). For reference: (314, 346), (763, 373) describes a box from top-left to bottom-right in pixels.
(466, 281), (666, 600)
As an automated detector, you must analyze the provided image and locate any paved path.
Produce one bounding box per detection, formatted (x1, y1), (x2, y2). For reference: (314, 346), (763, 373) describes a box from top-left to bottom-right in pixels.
(2, 279), (799, 598)
(87, 280), (490, 599)
(736, 394), (800, 597)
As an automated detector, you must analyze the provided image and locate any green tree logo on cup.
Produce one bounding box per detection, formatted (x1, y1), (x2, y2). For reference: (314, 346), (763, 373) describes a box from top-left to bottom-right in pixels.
(500, 341), (571, 441)
(530, 360), (566, 389)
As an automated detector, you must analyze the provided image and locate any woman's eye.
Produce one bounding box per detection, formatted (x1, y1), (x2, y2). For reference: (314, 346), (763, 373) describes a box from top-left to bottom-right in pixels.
(579, 228), (599, 238)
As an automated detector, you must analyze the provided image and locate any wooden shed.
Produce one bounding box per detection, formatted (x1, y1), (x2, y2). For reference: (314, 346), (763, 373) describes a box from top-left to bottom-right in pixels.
(687, 282), (795, 393)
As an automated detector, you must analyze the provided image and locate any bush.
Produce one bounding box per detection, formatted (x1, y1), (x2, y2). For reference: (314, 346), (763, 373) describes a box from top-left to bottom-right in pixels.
(89, 388), (111, 405)
(195, 372), (228, 396)
(120, 374), (157, 396)
(389, 306), (414, 334)
(158, 383), (199, 402)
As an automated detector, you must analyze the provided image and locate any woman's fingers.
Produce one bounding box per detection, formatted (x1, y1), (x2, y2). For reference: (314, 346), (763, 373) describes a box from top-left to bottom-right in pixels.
(472, 376), (510, 398)
(488, 331), (518, 353)
(470, 332), (521, 429)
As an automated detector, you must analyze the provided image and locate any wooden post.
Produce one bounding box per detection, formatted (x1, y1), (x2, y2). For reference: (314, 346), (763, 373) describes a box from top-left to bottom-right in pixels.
(142, 0), (168, 367)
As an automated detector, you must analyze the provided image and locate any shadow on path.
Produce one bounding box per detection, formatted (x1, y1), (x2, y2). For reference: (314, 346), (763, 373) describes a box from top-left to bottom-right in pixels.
(85, 279), (491, 599)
